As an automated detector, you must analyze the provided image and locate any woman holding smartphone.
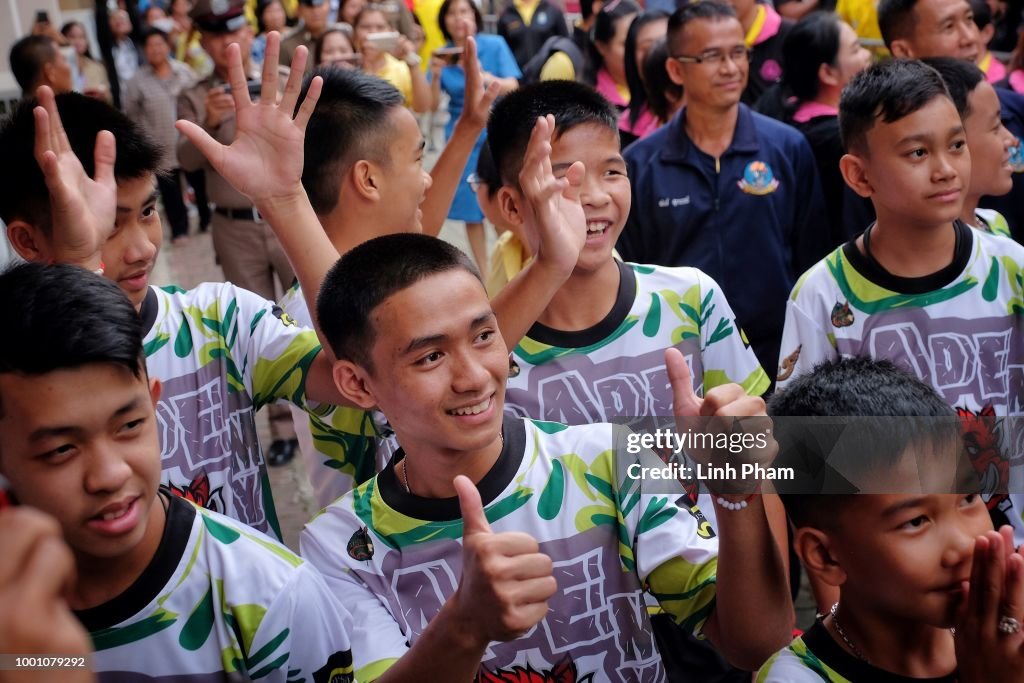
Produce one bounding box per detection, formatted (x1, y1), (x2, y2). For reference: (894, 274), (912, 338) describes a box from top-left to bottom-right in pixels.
(353, 5), (431, 111)
(430, 0), (519, 275)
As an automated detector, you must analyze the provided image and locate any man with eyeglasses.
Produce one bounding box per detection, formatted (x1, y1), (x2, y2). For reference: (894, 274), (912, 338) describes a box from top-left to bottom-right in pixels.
(619, 0), (827, 385)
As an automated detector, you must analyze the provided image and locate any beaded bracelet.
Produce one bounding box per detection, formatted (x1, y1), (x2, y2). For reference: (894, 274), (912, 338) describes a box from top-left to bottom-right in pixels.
(714, 492), (757, 511)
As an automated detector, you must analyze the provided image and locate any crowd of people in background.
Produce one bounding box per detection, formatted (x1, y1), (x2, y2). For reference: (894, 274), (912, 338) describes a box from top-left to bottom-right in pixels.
(4, 0), (1024, 679)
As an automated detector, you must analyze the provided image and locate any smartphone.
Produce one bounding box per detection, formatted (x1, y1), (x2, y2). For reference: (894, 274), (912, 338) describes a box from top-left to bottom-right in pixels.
(433, 46), (464, 65)
(366, 31), (400, 51)
(35, 9), (50, 23)
(223, 80), (263, 98)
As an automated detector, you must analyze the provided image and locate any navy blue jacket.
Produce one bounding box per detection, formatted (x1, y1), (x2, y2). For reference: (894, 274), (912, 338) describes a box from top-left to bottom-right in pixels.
(980, 87), (1024, 242)
(619, 104), (828, 374)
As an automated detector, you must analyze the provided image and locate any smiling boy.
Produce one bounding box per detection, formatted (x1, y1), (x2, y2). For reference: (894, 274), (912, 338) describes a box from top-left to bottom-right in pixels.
(300, 232), (792, 681)
(922, 57), (1017, 236)
(775, 59), (1024, 540)
(0, 263), (355, 682)
(489, 80), (770, 428)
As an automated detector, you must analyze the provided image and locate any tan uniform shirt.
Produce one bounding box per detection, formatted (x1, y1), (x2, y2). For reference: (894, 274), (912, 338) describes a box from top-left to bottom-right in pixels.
(176, 66), (288, 208)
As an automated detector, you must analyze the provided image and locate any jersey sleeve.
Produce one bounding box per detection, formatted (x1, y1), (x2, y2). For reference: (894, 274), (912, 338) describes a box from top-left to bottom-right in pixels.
(695, 270), (771, 396)
(246, 563), (357, 683)
(492, 36), (523, 79)
(611, 427), (719, 637)
(230, 285), (323, 412)
(755, 639), (845, 683)
(775, 280), (837, 391)
(300, 509), (410, 682)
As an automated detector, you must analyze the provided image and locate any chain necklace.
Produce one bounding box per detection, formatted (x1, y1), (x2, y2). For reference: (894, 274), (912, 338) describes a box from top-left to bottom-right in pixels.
(401, 431), (504, 494)
(830, 602), (872, 665)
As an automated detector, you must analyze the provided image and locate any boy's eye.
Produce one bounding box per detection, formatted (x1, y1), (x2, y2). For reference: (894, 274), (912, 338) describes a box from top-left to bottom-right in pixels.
(120, 418), (146, 433)
(38, 443), (75, 463)
(900, 515), (928, 530)
(141, 205), (157, 219)
(476, 329), (495, 343)
(951, 139), (967, 151)
(417, 351), (443, 366)
(908, 148), (927, 159)
(961, 493), (981, 507)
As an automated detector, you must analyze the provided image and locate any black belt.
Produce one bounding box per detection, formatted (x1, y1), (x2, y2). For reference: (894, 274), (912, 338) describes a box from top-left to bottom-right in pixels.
(214, 206), (263, 222)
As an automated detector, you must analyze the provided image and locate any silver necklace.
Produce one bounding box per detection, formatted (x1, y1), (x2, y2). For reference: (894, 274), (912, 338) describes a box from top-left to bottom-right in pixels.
(401, 431), (504, 494)
(830, 602), (872, 664)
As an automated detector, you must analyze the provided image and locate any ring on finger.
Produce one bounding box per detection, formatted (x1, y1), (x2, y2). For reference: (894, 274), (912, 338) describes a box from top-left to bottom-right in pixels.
(998, 615), (1021, 635)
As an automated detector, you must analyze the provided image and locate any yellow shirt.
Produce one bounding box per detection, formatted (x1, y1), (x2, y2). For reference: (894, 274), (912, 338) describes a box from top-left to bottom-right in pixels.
(513, 0), (540, 25)
(836, 0), (888, 56)
(486, 231), (532, 298)
(372, 53), (414, 107)
(414, 0), (447, 69)
(539, 50), (576, 80)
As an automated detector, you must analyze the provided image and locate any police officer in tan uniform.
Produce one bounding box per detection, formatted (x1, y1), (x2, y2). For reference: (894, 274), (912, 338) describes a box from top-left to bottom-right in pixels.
(177, 0), (300, 465)
(280, 0), (329, 68)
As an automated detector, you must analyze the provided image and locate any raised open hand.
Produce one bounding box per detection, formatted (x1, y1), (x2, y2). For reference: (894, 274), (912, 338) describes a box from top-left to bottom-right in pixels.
(518, 115), (586, 277)
(174, 32), (322, 207)
(457, 34), (500, 131)
(33, 85), (115, 267)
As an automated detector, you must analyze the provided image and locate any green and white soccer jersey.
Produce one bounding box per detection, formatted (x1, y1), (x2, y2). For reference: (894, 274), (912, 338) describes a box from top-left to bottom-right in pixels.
(776, 223), (1024, 538)
(278, 283), (383, 507)
(77, 494), (355, 682)
(301, 417), (719, 683)
(975, 208), (1012, 239)
(506, 261), (770, 426)
(142, 282), (322, 538)
(756, 622), (957, 682)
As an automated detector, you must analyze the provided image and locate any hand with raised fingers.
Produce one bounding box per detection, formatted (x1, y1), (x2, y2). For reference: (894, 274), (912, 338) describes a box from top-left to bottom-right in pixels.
(450, 475), (556, 646)
(518, 114), (586, 279)
(456, 34), (500, 132)
(175, 31), (322, 208)
(0, 507), (94, 683)
(32, 85), (115, 268)
(666, 347), (776, 496)
(957, 527), (1024, 683)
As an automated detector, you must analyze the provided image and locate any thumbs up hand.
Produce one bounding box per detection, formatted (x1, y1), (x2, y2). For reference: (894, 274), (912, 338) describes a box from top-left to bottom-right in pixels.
(665, 348), (777, 495)
(451, 475), (557, 646)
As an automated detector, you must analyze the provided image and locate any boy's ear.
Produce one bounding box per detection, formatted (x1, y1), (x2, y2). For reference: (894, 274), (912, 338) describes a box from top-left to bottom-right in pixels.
(351, 160), (382, 203)
(332, 360), (379, 411)
(888, 39), (914, 59)
(793, 526), (847, 587)
(496, 185), (525, 228)
(839, 153), (874, 198)
(6, 221), (54, 263)
(149, 377), (162, 406)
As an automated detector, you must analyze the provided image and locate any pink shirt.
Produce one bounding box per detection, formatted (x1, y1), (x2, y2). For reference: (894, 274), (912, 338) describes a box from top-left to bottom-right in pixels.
(1010, 70), (1024, 94)
(619, 105), (661, 139)
(792, 101), (838, 124)
(985, 55), (1007, 84)
(596, 67), (629, 108)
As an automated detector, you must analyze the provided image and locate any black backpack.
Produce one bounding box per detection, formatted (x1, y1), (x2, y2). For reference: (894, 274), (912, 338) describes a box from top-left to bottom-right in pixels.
(520, 36), (586, 84)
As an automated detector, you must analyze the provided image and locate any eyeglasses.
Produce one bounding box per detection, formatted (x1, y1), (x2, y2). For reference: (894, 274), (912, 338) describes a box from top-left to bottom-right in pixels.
(467, 172), (483, 193)
(672, 46), (752, 66)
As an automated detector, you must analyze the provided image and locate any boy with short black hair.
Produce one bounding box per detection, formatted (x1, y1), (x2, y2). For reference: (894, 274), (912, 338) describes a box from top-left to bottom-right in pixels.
(301, 231), (793, 682)
(0, 84), (333, 539)
(760, 357), (1023, 682)
(0, 262), (355, 682)
(776, 59), (1024, 538)
(877, 0), (1024, 239)
(922, 57), (1017, 236)
(488, 79), (770, 427)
